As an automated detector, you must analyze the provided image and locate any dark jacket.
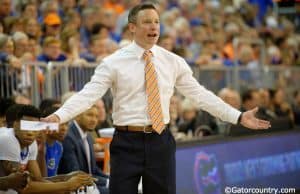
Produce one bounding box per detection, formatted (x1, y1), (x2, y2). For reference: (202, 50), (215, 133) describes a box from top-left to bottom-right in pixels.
(58, 122), (109, 188)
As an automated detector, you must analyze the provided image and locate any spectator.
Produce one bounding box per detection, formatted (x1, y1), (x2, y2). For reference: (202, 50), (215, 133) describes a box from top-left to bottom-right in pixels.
(42, 13), (62, 39)
(58, 105), (109, 194)
(158, 33), (176, 52)
(39, 98), (61, 112)
(241, 89), (260, 111)
(0, 33), (20, 69)
(81, 35), (112, 62)
(63, 10), (81, 31)
(0, 0), (12, 21)
(41, 106), (69, 177)
(12, 31), (30, 59)
(24, 17), (41, 42)
(114, 0), (141, 36)
(0, 97), (15, 128)
(37, 37), (66, 63)
(218, 88), (241, 110)
(19, 0), (38, 19)
(270, 88), (294, 122)
(60, 26), (87, 64)
(38, 1), (59, 24)
(80, 7), (98, 49)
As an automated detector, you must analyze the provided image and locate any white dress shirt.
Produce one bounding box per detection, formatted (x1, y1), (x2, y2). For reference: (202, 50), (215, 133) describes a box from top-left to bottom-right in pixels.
(55, 42), (241, 126)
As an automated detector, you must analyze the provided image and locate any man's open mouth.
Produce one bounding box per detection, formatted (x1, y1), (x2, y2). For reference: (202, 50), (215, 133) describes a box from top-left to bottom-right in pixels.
(147, 33), (158, 37)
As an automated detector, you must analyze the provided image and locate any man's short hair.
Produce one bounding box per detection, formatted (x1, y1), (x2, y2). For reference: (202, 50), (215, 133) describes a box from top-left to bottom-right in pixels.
(0, 98), (15, 117)
(128, 3), (157, 24)
(6, 104), (41, 128)
(42, 36), (61, 47)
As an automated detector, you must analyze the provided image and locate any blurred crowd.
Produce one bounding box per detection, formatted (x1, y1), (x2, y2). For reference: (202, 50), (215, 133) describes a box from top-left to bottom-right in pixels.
(0, 0), (299, 69)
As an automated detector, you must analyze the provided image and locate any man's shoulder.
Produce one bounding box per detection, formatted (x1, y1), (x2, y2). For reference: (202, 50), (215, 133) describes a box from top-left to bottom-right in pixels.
(102, 43), (138, 64)
(0, 131), (20, 161)
(154, 45), (183, 61)
(0, 131), (17, 145)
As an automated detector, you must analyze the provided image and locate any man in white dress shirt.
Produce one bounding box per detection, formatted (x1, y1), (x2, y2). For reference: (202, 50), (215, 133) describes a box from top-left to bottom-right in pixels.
(43, 3), (271, 194)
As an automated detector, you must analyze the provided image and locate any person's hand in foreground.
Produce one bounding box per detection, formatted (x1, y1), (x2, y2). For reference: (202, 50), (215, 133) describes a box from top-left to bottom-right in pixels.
(240, 107), (271, 130)
(41, 114), (60, 123)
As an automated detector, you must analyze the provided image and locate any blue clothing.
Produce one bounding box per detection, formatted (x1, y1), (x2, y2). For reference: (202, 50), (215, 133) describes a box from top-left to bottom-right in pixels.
(248, 0), (273, 22)
(80, 52), (96, 62)
(45, 141), (63, 177)
(0, 52), (9, 63)
(37, 54), (67, 63)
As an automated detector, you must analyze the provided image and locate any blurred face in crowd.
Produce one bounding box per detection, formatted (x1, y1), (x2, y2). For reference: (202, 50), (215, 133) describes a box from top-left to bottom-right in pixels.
(158, 36), (174, 51)
(84, 13), (97, 31)
(76, 106), (98, 132)
(48, 122), (68, 142)
(259, 89), (271, 108)
(27, 39), (38, 56)
(90, 38), (109, 57)
(22, 4), (38, 19)
(273, 89), (285, 106)
(14, 116), (40, 148)
(62, 0), (76, 10)
(2, 38), (14, 55)
(45, 24), (61, 37)
(44, 42), (61, 60)
(14, 38), (29, 58)
(0, 0), (11, 17)
(129, 8), (160, 50)
(25, 19), (40, 38)
(99, 9), (117, 29)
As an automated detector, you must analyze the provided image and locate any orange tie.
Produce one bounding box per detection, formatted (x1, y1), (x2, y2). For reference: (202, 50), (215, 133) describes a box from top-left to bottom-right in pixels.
(143, 50), (165, 134)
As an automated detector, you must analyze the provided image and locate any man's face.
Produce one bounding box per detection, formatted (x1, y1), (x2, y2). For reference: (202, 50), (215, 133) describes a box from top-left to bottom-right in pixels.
(14, 38), (29, 58)
(130, 8), (160, 49)
(77, 107), (98, 132)
(14, 116), (40, 148)
(45, 24), (61, 36)
(48, 122), (68, 142)
(44, 43), (61, 59)
(0, 0), (11, 17)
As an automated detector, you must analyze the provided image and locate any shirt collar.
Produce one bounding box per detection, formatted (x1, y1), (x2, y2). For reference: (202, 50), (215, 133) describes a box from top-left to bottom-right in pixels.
(73, 120), (87, 139)
(131, 41), (157, 60)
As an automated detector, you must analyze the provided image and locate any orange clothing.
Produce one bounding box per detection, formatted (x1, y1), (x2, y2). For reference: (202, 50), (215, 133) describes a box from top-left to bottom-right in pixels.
(103, 1), (124, 15)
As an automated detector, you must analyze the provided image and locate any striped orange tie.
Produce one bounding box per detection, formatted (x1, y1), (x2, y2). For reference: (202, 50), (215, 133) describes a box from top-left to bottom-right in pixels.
(143, 50), (165, 134)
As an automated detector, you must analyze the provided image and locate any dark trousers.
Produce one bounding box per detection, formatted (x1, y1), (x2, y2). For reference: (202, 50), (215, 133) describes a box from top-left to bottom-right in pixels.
(109, 127), (176, 194)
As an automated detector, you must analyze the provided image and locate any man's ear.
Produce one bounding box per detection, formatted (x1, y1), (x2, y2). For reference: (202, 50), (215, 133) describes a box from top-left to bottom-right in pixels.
(128, 22), (136, 34)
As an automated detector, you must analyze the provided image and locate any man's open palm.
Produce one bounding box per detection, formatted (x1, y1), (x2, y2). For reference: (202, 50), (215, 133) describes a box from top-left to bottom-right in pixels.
(240, 107), (271, 130)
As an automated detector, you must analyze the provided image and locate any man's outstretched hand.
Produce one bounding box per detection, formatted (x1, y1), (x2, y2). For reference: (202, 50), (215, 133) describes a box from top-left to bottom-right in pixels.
(240, 107), (271, 130)
(41, 114), (60, 123)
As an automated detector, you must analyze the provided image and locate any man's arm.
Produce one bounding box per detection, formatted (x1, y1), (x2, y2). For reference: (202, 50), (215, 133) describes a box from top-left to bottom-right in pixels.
(42, 61), (114, 124)
(0, 172), (29, 191)
(175, 58), (270, 129)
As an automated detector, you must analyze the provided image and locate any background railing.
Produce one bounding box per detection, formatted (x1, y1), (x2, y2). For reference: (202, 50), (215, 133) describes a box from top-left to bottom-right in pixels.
(1, 62), (300, 106)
